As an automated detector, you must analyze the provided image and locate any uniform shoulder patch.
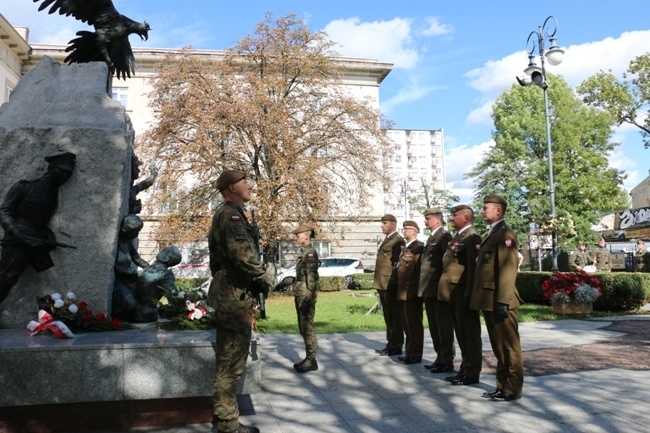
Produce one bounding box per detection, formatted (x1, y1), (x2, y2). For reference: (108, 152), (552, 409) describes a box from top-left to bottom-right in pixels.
(229, 215), (242, 222)
(504, 238), (514, 248)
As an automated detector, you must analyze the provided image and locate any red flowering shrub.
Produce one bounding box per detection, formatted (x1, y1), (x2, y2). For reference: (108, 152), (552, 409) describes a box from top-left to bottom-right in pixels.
(541, 271), (602, 304)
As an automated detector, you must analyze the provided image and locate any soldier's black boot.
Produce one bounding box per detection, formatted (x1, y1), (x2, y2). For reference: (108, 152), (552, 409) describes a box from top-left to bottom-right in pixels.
(216, 423), (260, 433)
(294, 358), (318, 373)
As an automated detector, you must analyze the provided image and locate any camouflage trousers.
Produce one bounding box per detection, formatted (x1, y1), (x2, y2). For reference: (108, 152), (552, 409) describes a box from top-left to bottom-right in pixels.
(295, 294), (318, 359)
(213, 324), (251, 433)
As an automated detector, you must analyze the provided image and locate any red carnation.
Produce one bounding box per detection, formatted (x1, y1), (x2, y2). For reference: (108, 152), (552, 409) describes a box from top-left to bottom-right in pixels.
(96, 313), (106, 321)
(78, 301), (88, 309)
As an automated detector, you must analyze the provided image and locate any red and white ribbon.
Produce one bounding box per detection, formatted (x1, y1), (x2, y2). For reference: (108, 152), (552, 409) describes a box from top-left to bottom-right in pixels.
(27, 310), (75, 339)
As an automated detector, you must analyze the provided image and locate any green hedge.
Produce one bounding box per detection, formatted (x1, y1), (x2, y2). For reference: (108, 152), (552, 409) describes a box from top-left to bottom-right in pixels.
(516, 271), (647, 312)
(318, 276), (345, 292)
(351, 273), (375, 290)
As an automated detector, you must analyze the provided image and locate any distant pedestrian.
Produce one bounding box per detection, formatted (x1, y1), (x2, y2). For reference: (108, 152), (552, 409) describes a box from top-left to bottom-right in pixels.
(471, 195), (523, 402)
(592, 237), (611, 272)
(292, 224), (320, 373)
(373, 214), (405, 357)
(634, 240), (650, 272)
(569, 241), (593, 271)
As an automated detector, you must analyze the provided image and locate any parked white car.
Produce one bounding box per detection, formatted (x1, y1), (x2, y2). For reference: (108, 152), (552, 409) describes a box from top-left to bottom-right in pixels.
(274, 257), (366, 290)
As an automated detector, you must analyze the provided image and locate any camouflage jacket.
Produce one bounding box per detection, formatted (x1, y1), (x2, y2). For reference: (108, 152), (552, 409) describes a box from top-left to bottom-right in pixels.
(207, 201), (267, 334)
(294, 244), (319, 298)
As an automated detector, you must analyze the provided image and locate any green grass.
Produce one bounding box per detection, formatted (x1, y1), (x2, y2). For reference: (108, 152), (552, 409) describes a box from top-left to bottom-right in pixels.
(255, 290), (649, 334)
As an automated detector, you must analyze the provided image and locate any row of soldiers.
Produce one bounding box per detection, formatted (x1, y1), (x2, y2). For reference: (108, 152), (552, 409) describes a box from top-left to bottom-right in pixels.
(373, 195), (523, 402)
(569, 238), (612, 272)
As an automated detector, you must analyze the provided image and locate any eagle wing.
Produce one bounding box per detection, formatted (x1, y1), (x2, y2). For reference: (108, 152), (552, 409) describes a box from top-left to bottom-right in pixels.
(32, 0), (119, 26)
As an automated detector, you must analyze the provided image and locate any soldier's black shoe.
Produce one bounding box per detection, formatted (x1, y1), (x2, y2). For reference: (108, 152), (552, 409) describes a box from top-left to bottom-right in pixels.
(293, 359), (306, 369)
(490, 390), (521, 402)
(481, 389), (502, 399)
(430, 363), (453, 373)
(294, 358), (318, 373)
(375, 346), (389, 353)
(445, 373), (463, 382)
(379, 348), (402, 356)
(216, 423), (260, 433)
(424, 361), (439, 370)
(451, 375), (479, 386)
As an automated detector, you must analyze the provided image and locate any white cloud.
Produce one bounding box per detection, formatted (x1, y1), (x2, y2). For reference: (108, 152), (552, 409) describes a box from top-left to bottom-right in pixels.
(323, 17), (419, 69)
(444, 140), (494, 204)
(421, 17), (453, 37)
(464, 29), (650, 126)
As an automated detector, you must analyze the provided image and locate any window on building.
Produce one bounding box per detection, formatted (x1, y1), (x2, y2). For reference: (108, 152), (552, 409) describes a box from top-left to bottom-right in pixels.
(111, 87), (130, 110)
(311, 241), (330, 258)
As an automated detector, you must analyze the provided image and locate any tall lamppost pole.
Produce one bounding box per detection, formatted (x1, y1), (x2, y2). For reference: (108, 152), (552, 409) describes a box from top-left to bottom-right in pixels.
(516, 16), (565, 274)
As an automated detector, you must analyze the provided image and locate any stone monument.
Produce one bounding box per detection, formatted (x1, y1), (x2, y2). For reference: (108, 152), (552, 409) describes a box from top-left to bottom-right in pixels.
(0, 56), (133, 328)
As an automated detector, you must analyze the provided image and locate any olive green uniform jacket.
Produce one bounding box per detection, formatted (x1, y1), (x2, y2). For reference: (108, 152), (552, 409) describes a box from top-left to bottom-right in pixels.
(569, 250), (592, 271)
(592, 248), (611, 272)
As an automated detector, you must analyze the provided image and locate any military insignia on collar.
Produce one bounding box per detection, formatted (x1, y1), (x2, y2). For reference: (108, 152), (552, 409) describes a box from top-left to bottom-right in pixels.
(230, 215), (241, 222)
(504, 239), (513, 248)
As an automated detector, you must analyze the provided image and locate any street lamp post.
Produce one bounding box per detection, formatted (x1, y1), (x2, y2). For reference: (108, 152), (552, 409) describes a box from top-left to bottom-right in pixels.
(516, 16), (565, 274)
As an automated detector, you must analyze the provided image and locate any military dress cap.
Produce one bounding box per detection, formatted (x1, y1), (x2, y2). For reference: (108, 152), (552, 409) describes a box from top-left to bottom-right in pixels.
(403, 220), (419, 230)
(381, 214), (397, 222)
(45, 152), (76, 171)
(293, 224), (315, 235)
(483, 194), (508, 207)
(423, 208), (444, 216)
(216, 170), (246, 191)
(450, 204), (472, 213)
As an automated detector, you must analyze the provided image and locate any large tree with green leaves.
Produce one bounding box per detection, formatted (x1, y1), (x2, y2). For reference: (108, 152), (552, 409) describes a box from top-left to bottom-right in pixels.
(140, 14), (390, 254)
(467, 74), (629, 245)
(578, 52), (650, 148)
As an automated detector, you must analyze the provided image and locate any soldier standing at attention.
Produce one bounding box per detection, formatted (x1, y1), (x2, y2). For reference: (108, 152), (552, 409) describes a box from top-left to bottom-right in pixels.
(396, 220), (425, 364)
(373, 214), (405, 356)
(471, 195), (523, 402)
(592, 237), (612, 272)
(417, 208), (454, 373)
(569, 241), (592, 271)
(635, 240), (650, 272)
(438, 205), (483, 386)
(292, 224), (320, 373)
(207, 170), (270, 433)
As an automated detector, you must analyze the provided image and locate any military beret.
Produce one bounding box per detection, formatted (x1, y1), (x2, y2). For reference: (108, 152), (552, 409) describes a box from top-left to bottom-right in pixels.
(45, 152), (76, 171)
(293, 224), (315, 235)
(484, 194), (508, 207)
(403, 220), (419, 230)
(216, 170), (246, 191)
(381, 214), (397, 222)
(423, 208), (444, 216)
(450, 204), (472, 214)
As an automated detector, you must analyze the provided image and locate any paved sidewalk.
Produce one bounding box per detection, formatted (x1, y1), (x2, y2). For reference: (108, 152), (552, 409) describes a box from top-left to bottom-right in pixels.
(108, 315), (650, 433)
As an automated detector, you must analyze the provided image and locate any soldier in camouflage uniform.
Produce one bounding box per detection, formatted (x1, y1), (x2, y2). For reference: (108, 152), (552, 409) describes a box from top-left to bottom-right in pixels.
(592, 237), (611, 272)
(207, 170), (270, 433)
(292, 224), (320, 373)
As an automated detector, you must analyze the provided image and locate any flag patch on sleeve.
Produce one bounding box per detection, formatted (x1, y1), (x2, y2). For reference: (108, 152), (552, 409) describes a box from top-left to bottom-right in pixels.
(504, 239), (513, 248)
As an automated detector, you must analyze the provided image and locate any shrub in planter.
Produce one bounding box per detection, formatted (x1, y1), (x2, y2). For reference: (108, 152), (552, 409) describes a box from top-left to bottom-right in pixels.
(515, 272), (550, 304)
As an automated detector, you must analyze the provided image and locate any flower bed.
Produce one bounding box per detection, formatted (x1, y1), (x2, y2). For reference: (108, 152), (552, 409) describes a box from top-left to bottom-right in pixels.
(541, 270), (602, 306)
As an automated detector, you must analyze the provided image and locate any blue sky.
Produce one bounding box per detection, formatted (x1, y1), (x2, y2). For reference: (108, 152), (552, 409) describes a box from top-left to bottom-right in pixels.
(5, 0), (650, 204)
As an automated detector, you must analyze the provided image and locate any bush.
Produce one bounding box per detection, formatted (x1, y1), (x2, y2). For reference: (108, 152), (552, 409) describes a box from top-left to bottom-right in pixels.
(176, 278), (209, 292)
(516, 272), (550, 304)
(351, 273), (374, 290)
(638, 273), (650, 302)
(593, 272), (646, 312)
(517, 271), (646, 312)
(318, 276), (345, 292)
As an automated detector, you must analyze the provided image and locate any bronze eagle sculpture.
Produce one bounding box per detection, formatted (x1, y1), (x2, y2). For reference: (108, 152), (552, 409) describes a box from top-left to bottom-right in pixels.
(32, 0), (151, 79)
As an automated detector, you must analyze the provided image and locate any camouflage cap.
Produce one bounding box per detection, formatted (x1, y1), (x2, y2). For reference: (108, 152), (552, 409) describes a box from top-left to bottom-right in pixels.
(293, 224), (315, 236)
(403, 220), (419, 231)
(381, 214), (397, 222)
(216, 170), (246, 191)
(450, 204), (472, 214)
(45, 152), (76, 171)
(423, 208), (444, 216)
(484, 194), (508, 208)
